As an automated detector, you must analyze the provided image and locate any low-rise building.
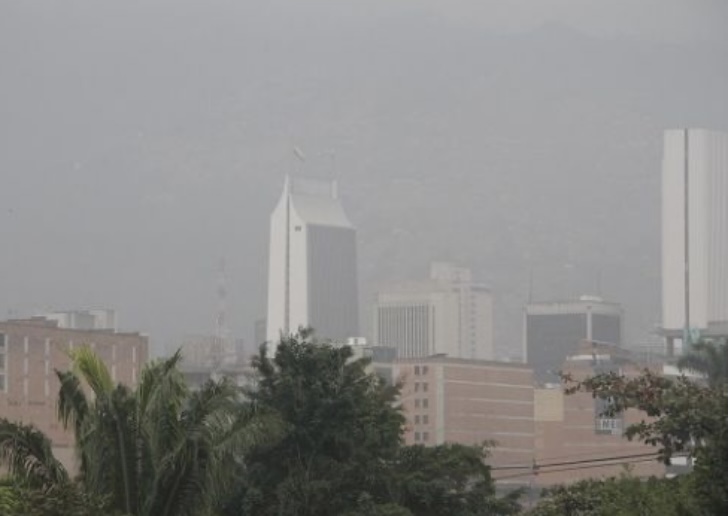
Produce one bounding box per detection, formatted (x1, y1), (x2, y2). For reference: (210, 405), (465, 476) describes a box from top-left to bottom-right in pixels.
(0, 317), (148, 469)
(533, 340), (666, 485)
(390, 355), (534, 477)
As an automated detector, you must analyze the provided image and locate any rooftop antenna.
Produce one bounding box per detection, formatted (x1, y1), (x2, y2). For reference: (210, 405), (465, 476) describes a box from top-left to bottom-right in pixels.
(528, 268), (534, 304)
(293, 146), (306, 173)
(210, 258), (230, 379)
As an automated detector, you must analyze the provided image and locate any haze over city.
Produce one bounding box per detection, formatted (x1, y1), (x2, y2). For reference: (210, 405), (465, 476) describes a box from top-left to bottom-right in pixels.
(2, 0), (727, 356)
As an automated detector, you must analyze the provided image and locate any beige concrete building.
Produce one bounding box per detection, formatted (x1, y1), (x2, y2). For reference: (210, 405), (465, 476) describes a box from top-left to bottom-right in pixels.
(0, 318), (148, 467)
(374, 263), (494, 360)
(392, 356), (534, 477)
(533, 341), (666, 485)
(385, 341), (673, 488)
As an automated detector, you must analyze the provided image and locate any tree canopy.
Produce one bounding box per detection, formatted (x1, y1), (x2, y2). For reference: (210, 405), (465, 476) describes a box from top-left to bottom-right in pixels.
(220, 331), (517, 516)
(1, 346), (278, 516)
(562, 363), (728, 514)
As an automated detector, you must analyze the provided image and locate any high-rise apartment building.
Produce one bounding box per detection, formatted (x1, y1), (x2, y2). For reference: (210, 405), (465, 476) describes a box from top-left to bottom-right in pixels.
(372, 263), (494, 360)
(661, 129), (728, 353)
(266, 176), (359, 346)
(524, 296), (622, 384)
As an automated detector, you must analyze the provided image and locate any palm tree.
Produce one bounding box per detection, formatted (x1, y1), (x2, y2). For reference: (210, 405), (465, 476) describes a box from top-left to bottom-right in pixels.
(678, 338), (728, 389)
(0, 418), (69, 491)
(0, 346), (278, 516)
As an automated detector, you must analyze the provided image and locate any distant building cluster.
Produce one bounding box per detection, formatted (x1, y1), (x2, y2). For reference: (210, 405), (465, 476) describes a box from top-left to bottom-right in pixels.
(255, 128), (727, 486)
(1, 127), (726, 487)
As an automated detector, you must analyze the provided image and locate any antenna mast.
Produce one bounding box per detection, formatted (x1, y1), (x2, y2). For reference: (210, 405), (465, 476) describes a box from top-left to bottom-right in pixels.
(211, 258), (230, 378)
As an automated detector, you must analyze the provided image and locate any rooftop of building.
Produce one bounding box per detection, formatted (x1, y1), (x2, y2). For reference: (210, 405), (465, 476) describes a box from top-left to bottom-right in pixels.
(283, 175), (354, 228)
(375, 262), (491, 295)
(525, 295), (623, 313)
(0, 317), (147, 338)
(392, 354), (532, 371)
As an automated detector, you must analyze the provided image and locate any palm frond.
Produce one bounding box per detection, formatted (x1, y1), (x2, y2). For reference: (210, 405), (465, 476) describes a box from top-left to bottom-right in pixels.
(56, 369), (89, 433)
(69, 346), (114, 397)
(0, 418), (69, 490)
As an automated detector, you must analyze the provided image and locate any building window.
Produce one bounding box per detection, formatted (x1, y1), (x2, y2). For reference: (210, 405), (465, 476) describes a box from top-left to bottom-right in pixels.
(414, 432), (421, 442)
(422, 365), (428, 375)
(423, 398), (429, 409)
(423, 382), (428, 392)
(423, 415), (429, 424)
(415, 399), (421, 408)
(0, 333), (6, 392)
(423, 431), (429, 442)
(414, 365), (420, 375)
(414, 415), (420, 424)
(414, 382), (420, 392)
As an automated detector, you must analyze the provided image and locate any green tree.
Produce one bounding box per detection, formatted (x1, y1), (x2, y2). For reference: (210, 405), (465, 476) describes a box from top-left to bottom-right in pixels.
(1, 346), (278, 516)
(0, 425), (112, 515)
(228, 331), (405, 515)
(678, 338), (728, 389)
(223, 331), (518, 516)
(525, 473), (700, 516)
(388, 443), (521, 516)
(564, 368), (728, 514)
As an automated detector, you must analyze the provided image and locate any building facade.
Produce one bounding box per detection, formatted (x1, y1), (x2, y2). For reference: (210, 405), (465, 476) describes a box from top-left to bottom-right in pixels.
(533, 341), (666, 485)
(391, 356), (534, 476)
(524, 296), (622, 384)
(661, 128), (728, 352)
(266, 176), (359, 346)
(371, 341), (676, 488)
(373, 263), (494, 360)
(0, 318), (148, 468)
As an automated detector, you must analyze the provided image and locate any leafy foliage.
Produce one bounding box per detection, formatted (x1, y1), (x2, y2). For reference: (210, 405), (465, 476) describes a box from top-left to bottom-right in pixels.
(0, 476), (112, 516)
(678, 338), (728, 389)
(228, 330), (405, 515)
(0, 419), (69, 489)
(563, 367), (728, 514)
(525, 473), (700, 516)
(388, 443), (521, 516)
(222, 331), (517, 516)
(1, 346), (278, 516)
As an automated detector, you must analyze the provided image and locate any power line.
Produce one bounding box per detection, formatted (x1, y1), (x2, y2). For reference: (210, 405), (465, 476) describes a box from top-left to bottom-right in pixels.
(495, 456), (666, 482)
(492, 451), (662, 472)
(491, 452), (657, 470)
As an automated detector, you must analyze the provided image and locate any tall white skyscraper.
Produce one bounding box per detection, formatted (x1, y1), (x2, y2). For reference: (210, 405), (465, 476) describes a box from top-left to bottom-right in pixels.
(266, 176), (359, 345)
(662, 129), (728, 351)
(373, 263), (494, 360)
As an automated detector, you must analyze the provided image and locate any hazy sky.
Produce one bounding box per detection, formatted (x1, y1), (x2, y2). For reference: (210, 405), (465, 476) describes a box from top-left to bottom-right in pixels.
(1, 0), (726, 355)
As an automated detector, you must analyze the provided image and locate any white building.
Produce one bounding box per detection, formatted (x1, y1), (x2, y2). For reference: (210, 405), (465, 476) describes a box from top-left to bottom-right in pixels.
(38, 309), (118, 331)
(662, 129), (728, 351)
(266, 176), (359, 346)
(372, 263), (494, 360)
